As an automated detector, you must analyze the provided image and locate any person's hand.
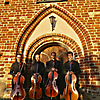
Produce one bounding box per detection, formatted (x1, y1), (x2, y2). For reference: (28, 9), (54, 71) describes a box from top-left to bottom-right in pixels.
(33, 73), (38, 78)
(36, 73), (39, 75)
(69, 71), (74, 74)
(52, 68), (58, 71)
(33, 73), (36, 77)
(52, 68), (55, 71)
(66, 71), (74, 75)
(66, 71), (69, 75)
(33, 73), (39, 75)
(16, 72), (21, 76)
(34, 73), (36, 75)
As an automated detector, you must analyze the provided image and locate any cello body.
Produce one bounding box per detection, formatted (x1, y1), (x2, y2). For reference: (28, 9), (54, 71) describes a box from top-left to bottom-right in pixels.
(29, 74), (42, 99)
(45, 71), (58, 97)
(63, 72), (79, 100)
(10, 75), (26, 100)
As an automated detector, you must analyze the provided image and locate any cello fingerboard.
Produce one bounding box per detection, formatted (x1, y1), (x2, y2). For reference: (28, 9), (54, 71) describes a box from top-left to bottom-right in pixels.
(69, 74), (72, 84)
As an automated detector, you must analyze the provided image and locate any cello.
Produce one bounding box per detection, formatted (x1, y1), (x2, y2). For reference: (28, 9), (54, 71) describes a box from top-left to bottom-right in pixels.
(29, 73), (42, 99)
(63, 61), (79, 100)
(28, 64), (42, 99)
(45, 61), (58, 99)
(10, 63), (26, 100)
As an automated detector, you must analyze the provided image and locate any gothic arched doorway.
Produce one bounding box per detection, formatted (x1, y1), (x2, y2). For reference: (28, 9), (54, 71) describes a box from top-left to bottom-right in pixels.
(31, 42), (69, 66)
(40, 46), (68, 66)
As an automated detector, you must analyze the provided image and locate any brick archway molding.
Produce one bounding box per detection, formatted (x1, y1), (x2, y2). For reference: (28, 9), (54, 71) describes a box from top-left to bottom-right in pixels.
(26, 33), (82, 60)
(15, 4), (92, 61)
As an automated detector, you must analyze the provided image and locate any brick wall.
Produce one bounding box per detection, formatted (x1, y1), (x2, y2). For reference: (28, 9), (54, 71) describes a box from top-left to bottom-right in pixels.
(0, 0), (100, 99)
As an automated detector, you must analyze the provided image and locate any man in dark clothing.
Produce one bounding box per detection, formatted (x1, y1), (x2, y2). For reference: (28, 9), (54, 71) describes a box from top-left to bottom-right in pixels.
(62, 51), (81, 100)
(10, 53), (27, 90)
(44, 52), (62, 100)
(30, 54), (45, 100)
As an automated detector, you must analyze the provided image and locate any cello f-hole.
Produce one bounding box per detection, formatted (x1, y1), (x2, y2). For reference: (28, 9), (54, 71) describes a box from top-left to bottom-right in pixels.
(45, 70), (58, 98)
(63, 73), (79, 100)
(28, 74), (42, 99)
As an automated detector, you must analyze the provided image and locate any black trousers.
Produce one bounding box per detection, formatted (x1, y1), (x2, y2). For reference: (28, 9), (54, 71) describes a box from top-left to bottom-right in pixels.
(76, 83), (81, 100)
(12, 79), (14, 90)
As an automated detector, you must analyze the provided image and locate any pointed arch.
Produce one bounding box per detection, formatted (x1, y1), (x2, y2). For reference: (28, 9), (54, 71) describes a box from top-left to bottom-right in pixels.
(25, 33), (82, 59)
(15, 4), (92, 60)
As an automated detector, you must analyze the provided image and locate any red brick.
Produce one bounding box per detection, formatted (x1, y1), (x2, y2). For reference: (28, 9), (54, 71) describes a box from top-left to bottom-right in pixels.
(7, 78), (12, 80)
(0, 68), (4, 71)
(0, 64), (4, 66)
(0, 75), (4, 77)
(0, 0), (100, 97)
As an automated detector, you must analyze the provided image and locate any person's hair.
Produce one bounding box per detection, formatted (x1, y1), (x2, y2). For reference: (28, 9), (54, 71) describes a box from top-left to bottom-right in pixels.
(16, 53), (22, 62)
(67, 51), (73, 56)
(51, 52), (56, 56)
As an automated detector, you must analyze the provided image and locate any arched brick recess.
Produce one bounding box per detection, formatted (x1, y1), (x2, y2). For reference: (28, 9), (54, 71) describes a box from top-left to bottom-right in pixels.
(15, 4), (92, 58)
(25, 33), (82, 59)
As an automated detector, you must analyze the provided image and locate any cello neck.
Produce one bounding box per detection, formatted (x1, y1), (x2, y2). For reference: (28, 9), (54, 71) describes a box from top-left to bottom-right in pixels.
(17, 74), (21, 85)
(20, 62), (24, 73)
(69, 60), (72, 71)
(69, 74), (72, 84)
(36, 64), (39, 83)
(51, 71), (54, 81)
(51, 60), (55, 81)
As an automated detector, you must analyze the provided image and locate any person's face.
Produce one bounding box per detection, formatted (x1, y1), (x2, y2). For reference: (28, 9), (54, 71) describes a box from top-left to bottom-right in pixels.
(68, 53), (73, 61)
(35, 55), (40, 62)
(51, 53), (56, 60)
(17, 55), (21, 62)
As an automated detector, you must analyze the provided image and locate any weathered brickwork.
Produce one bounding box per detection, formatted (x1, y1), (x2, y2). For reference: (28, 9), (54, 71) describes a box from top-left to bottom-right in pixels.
(0, 0), (100, 99)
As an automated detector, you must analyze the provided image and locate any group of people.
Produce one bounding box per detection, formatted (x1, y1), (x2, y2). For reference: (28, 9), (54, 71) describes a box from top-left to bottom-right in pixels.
(10, 51), (81, 100)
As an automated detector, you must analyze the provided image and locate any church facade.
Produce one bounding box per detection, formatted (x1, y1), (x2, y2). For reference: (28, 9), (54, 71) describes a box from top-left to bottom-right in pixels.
(0, 0), (100, 99)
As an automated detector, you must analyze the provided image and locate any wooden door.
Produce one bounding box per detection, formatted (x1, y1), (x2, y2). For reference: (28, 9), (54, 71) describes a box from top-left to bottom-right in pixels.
(40, 46), (68, 67)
